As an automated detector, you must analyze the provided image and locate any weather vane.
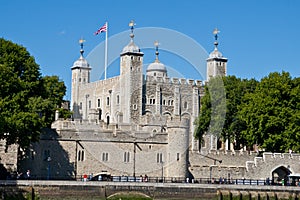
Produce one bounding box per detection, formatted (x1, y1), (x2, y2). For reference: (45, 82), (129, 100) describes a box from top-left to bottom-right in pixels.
(213, 28), (220, 41)
(129, 20), (136, 39)
(79, 38), (86, 49)
(154, 40), (160, 62)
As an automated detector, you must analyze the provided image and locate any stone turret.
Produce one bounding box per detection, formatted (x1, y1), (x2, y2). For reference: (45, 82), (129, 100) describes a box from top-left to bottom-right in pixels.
(71, 39), (91, 119)
(206, 28), (227, 81)
(119, 20), (144, 125)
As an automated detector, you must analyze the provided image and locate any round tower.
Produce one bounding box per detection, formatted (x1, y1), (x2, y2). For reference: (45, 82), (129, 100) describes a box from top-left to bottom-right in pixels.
(166, 117), (190, 178)
(71, 39), (91, 119)
(206, 28), (228, 81)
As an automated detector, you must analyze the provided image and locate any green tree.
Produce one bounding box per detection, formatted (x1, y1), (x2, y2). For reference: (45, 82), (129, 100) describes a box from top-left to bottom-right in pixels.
(194, 76), (226, 142)
(222, 76), (258, 149)
(238, 71), (300, 152)
(195, 75), (257, 150)
(0, 38), (67, 149)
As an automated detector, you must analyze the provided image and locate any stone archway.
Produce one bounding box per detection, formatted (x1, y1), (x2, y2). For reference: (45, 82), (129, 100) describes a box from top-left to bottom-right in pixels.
(271, 166), (291, 185)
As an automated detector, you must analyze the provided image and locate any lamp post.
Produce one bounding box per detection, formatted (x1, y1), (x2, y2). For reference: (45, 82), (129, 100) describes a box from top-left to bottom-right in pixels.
(47, 156), (51, 180)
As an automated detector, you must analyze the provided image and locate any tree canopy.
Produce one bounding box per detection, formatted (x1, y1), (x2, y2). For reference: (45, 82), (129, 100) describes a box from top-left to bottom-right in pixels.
(239, 72), (300, 152)
(195, 72), (300, 153)
(0, 38), (67, 149)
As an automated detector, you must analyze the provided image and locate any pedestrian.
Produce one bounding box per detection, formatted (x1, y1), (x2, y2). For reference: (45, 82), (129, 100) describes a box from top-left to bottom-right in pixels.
(83, 173), (87, 182)
(26, 170), (30, 179)
(144, 174), (148, 182)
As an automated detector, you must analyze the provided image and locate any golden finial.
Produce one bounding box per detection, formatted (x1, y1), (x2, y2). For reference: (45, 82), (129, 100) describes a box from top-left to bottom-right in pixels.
(79, 38), (86, 44)
(129, 20), (135, 28)
(213, 28), (220, 35)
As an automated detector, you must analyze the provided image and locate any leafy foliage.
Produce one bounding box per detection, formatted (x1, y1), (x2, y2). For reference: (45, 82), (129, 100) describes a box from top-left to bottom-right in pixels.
(195, 76), (226, 140)
(195, 71), (300, 153)
(239, 72), (300, 152)
(0, 38), (67, 149)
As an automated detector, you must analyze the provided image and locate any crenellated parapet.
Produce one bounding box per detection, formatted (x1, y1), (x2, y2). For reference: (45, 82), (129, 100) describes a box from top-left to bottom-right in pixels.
(145, 75), (203, 88)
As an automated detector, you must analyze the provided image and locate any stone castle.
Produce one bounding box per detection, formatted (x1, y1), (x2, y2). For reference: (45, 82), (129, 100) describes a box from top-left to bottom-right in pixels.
(1, 22), (299, 183)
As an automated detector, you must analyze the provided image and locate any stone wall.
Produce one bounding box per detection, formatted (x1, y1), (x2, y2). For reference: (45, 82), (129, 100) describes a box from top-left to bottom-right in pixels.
(0, 140), (18, 173)
(1, 180), (300, 200)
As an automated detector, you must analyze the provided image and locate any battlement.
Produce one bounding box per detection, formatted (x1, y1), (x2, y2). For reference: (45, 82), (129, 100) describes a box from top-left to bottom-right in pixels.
(145, 75), (202, 87)
(81, 76), (120, 89)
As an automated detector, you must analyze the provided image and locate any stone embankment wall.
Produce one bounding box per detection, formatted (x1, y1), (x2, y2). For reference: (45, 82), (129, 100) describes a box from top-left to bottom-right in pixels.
(1, 180), (300, 200)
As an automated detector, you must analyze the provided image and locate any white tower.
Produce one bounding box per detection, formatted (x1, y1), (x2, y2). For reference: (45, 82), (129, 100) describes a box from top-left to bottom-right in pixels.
(71, 39), (91, 119)
(206, 28), (228, 81)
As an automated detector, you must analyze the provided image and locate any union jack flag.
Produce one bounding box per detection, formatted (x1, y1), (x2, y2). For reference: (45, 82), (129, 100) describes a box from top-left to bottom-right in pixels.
(94, 23), (107, 35)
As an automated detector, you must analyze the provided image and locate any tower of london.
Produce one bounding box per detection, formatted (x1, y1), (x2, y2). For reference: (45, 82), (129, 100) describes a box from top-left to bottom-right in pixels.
(2, 22), (297, 183)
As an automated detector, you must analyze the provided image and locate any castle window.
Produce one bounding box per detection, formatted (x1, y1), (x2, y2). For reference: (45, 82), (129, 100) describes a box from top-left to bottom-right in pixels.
(83, 78), (86, 83)
(133, 104), (137, 110)
(149, 98), (156, 105)
(157, 153), (163, 163)
(107, 97), (110, 106)
(131, 56), (133, 60)
(154, 72), (156, 76)
(79, 78), (81, 82)
(79, 102), (82, 110)
(102, 152), (109, 162)
(177, 153), (180, 161)
(78, 150), (84, 161)
(88, 100), (91, 109)
(81, 151), (84, 161)
(163, 100), (166, 105)
(97, 99), (101, 107)
(183, 101), (188, 109)
(124, 152), (130, 162)
(171, 100), (174, 106)
(117, 95), (120, 104)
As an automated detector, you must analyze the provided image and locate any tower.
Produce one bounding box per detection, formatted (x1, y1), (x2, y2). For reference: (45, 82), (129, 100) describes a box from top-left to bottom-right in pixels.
(119, 21), (144, 125)
(71, 39), (91, 119)
(146, 41), (168, 115)
(206, 28), (228, 81)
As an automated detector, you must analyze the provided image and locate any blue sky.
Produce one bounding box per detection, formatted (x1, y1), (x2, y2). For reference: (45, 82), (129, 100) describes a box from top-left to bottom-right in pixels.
(1, 0), (299, 100)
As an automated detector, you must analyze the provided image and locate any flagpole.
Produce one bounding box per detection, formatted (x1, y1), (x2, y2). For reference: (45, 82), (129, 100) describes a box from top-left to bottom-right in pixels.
(104, 21), (108, 80)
